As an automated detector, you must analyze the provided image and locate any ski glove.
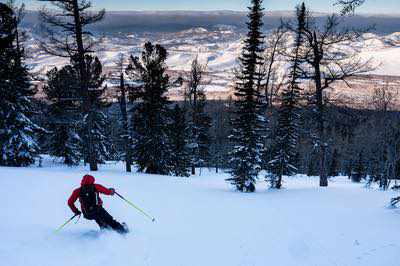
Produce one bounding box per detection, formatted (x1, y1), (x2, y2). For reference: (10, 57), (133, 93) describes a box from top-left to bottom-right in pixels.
(75, 210), (82, 216)
(109, 188), (115, 196)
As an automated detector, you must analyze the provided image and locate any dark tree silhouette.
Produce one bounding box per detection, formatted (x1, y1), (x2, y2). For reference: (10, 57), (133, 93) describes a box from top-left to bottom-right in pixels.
(186, 57), (212, 175)
(0, 3), (41, 166)
(126, 42), (182, 175)
(39, 0), (105, 171)
(43, 65), (82, 165)
(267, 3), (306, 189)
(227, 0), (267, 192)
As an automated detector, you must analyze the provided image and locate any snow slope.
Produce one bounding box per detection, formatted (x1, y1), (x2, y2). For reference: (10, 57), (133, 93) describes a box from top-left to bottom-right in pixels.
(360, 46), (400, 76)
(1, 162), (400, 266)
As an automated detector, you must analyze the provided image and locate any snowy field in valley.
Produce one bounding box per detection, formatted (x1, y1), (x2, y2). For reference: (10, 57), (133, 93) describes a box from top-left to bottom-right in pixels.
(1, 161), (400, 266)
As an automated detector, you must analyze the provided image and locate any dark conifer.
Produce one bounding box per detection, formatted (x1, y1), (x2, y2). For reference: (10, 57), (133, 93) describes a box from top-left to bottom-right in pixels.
(267, 3), (305, 189)
(170, 104), (191, 177)
(226, 0), (267, 192)
(186, 58), (212, 174)
(352, 151), (366, 182)
(76, 55), (110, 165)
(0, 3), (41, 166)
(126, 42), (178, 175)
(39, 0), (105, 171)
(43, 66), (82, 165)
(328, 148), (340, 177)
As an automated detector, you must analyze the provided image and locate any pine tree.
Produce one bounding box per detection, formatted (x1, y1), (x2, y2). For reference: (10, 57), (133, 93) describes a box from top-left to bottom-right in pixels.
(0, 3), (41, 167)
(328, 148), (340, 177)
(43, 66), (82, 165)
(39, 0), (105, 171)
(169, 104), (191, 177)
(352, 151), (366, 182)
(226, 0), (267, 192)
(186, 58), (212, 175)
(76, 55), (110, 165)
(267, 3), (305, 189)
(126, 42), (177, 175)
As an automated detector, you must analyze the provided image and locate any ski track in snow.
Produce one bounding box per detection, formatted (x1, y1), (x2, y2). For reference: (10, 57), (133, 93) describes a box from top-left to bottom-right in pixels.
(1, 162), (400, 266)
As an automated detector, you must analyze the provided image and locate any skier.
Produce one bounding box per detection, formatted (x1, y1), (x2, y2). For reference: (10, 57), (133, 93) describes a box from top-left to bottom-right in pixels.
(68, 174), (128, 234)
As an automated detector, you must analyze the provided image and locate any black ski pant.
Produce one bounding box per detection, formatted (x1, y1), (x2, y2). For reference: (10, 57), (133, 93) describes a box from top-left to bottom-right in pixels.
(93, 207), (125, 233)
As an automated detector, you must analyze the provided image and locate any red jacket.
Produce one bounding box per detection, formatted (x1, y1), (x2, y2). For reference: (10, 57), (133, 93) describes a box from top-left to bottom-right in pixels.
(68, 175), (112, 215)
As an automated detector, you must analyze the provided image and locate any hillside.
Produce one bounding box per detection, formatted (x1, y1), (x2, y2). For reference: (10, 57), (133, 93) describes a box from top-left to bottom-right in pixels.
(1, 160), (399, 266)
(22, 10), (400, 34)
(27, 28), (400, 104)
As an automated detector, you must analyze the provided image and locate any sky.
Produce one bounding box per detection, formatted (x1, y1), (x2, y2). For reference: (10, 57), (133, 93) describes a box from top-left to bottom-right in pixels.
(19, 0), (400, 14)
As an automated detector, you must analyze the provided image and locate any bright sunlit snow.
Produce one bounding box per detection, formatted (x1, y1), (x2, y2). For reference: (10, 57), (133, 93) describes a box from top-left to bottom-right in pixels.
(1, 159), (399, 266)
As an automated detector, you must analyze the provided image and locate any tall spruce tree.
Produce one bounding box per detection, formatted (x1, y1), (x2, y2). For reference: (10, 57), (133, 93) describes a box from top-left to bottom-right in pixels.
(170, 104), (191, 177)
(186, 58), (212, 175)
(226, 0), (267, 192)
(43, 66), (82, 165)
(39, 0), (105, 171)
(76, 55), (110, 165)
(267, 3), (305, 189)
(0, 3), (41, 166)
(126, 42), (177, 175)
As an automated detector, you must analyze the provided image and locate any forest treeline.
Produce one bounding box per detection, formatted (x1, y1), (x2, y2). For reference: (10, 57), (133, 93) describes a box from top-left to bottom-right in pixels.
(1, 0), (399, 192)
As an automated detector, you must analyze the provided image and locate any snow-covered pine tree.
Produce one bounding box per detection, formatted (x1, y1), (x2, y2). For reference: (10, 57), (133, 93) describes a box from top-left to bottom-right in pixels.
(39, 0), (105, 171)
(186, 57), (212, 175)
(266, 3), (306, 189)
(82, 109), (109, 165)
(0, 3), (41, 166)
(169, 104), (191, 177)
(76, 55), (110, 166)
(43, 66), (82, 165)
(126, 42), (178, 175)
(226, 0), (267, 192)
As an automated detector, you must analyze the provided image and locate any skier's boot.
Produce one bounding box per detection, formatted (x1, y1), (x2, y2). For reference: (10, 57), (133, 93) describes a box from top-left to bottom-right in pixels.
(120, 222), (129, 234)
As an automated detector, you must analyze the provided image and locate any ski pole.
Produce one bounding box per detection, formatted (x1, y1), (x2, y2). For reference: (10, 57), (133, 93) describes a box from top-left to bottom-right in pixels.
(54, 214), (79, 234)
(116, 192), (156, 222)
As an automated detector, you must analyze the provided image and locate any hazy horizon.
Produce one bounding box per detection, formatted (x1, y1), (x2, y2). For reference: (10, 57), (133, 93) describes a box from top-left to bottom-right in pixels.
(18, 0), (400, 15)
(21, 9), (400, 17)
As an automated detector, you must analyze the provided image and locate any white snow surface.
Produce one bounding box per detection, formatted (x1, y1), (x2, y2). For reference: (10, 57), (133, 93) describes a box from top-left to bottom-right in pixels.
(27, 31), (400, 77)
(1, 161), (400, 266)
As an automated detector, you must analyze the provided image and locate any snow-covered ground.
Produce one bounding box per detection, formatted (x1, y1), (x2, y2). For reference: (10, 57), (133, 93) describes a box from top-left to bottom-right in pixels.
(27, 30), (400, 77)
(1, 161), (400, 266)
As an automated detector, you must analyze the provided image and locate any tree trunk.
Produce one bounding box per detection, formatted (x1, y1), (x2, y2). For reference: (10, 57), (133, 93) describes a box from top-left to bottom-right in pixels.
(312, 33), (328, 187)
(191, 165), (196, 175)
(319, 145), (328, 186)
(265, 39), (279, 107)
(72, 0), (97, 171)
(276, 175), (282, 189)
(191, 86), (198, 176)
(119, 73), (132, 172)
(316, 80), (328, 187)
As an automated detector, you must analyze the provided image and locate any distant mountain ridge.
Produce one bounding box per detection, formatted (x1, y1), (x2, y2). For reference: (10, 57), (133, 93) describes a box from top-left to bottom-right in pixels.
(22, 10), (400, 35)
